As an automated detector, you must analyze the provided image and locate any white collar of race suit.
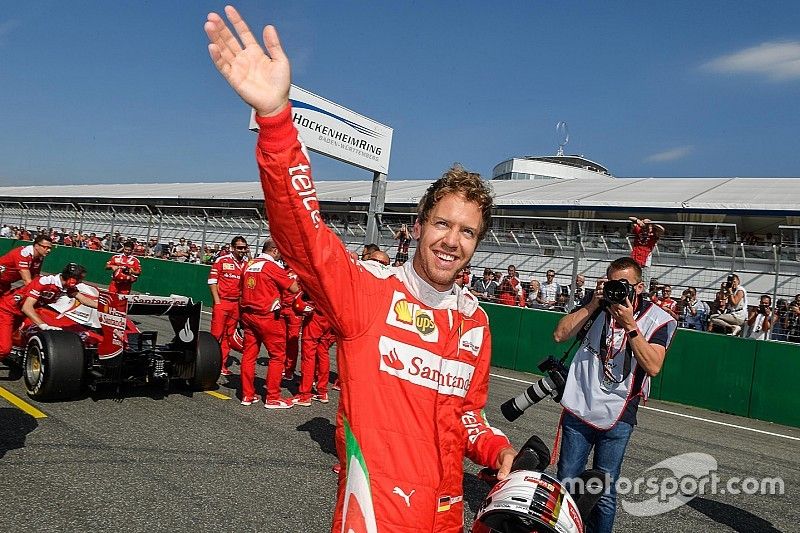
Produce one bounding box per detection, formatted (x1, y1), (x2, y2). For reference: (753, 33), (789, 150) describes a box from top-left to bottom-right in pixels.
(397, 257), (479, 317)
(259, 253), (284, 267)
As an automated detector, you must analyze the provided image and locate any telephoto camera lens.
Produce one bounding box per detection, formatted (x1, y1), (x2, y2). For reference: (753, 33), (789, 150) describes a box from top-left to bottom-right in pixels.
(602, 279), (633, 305)
(500, 357), (568, 422)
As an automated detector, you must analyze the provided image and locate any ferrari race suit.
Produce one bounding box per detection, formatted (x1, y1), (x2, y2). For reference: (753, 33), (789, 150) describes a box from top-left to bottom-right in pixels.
(255, 105), (510, 533)
(106, 253), (141, 294)
(0, 274), (70, 355)
(0, 245), (44, 295)
(239, 253), (294, 401)
(208, 253), (246, 370)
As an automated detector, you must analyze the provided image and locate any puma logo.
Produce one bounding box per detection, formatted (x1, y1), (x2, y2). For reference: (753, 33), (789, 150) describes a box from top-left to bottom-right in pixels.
(392, 486), (415, 507)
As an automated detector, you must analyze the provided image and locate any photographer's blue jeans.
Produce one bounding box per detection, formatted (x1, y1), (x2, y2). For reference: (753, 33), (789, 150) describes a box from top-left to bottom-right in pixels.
(557, 411), (634, 533)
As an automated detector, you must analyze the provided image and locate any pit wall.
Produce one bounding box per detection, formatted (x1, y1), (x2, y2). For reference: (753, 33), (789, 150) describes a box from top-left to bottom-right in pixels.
(481, 302), (800, 429)
(4, 239), (797, 428)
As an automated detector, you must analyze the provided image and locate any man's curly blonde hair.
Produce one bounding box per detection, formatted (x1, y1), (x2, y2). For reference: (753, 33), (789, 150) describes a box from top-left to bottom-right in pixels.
(416, 164), (494, 241)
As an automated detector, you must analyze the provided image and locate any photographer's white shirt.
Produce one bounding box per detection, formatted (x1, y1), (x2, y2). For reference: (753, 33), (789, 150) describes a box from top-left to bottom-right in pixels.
(745, 313), (769, 341)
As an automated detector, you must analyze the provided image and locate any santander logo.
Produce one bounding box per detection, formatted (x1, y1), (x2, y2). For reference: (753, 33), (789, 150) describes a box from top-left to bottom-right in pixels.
(381, 348), (404, 370)
(378, 336), (474, 398)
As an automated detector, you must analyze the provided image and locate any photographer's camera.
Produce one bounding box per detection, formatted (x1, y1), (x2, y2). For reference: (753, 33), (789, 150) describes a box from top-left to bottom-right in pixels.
(500, 356), (568, 422)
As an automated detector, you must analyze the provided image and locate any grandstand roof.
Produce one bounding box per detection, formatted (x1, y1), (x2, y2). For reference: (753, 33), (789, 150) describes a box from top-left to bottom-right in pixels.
(0, 177), (798, 213)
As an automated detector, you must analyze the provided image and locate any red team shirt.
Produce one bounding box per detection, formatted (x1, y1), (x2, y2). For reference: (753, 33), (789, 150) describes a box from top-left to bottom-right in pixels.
(0, 245), (44, 290)
(240, 255), (294, 314)
(208, 254), (246, 299)
(630, 224), (659, 267)
(107, 254), (142, 293)
(0, 274), (70, 316)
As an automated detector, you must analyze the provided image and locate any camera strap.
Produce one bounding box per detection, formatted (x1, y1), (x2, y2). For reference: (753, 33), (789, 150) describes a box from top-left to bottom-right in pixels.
(557, 305), (605, 364)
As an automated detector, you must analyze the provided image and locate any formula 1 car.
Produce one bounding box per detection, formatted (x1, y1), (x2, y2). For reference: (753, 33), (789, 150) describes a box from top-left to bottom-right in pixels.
(2, 284), (221, 401)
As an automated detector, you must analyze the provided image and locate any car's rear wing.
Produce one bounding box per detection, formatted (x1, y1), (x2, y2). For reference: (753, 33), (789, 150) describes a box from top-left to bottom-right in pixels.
(97, 292), (203, 359)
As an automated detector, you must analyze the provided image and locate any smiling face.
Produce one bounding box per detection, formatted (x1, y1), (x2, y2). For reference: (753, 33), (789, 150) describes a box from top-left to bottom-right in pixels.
(412, 193), (481, 292)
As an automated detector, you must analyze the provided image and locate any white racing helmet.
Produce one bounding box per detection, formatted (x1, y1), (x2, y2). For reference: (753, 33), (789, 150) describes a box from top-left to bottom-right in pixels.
(472, 470), (583, 533)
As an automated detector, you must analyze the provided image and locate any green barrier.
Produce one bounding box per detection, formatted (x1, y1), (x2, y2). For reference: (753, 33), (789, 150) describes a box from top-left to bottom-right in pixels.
(513, 306), (569, 373)
(749, 340), (800, 427)
(479, 302), (523, 369)
(482, 302), (800, 428)
(658, 329), (756, 417)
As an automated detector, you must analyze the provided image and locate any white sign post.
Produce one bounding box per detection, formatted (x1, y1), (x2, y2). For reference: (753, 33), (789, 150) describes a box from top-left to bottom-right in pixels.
(250, 85), (393, 244)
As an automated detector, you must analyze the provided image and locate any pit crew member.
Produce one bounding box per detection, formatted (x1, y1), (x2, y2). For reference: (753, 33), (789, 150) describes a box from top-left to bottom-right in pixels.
(205, 8), (515, 531)
(291, 292), (335, 406)
(208, 235), (248, 375)
(105, 240), (142, 295)
(0, 263), (97, 359)
(0, 235), (53, 295)
(239, 239), (298, 407)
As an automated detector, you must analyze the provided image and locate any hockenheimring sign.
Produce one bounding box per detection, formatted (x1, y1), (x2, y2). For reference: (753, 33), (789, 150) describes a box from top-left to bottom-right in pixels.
(249, 85), (393, 175)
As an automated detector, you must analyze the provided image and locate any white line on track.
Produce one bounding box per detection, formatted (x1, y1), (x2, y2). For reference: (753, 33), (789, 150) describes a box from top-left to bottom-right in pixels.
(489, 371), (800, 442)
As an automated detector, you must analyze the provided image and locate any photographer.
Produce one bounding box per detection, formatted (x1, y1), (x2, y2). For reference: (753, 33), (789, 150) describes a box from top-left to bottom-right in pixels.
(677, 287), (709, 330)
(708, 273), (748, 336)
(552, 257), (677, 533)
(783, 294), (800, 343)
(744, 295), (776, 341)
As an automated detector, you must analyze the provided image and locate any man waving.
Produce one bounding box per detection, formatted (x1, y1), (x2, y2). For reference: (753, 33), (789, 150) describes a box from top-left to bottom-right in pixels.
(205, 7), (514, 532)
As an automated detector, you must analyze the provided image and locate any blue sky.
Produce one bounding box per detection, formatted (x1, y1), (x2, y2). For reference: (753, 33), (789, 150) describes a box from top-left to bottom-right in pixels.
(2, 1), (799, 185)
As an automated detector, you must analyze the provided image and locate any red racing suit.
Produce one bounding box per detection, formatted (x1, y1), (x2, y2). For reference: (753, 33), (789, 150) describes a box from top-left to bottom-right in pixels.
(280, 267), (302, 378)
(298, 306), (334, 398)
(255, 106), (510, 533)
(106, 253), (141, 294)
(0, 245), (44, 295)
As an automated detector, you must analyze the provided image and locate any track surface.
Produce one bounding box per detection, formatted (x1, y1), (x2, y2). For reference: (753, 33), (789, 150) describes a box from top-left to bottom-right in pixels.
(1, 312), (797, 532)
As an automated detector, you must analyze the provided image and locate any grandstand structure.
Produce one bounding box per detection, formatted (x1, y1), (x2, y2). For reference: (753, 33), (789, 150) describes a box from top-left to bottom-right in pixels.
(0, 175), (798, 303)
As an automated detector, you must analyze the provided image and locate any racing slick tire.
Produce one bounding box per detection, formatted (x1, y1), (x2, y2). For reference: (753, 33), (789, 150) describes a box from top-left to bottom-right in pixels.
(189, 331), (222, 391)
(23, 331), (85, 401)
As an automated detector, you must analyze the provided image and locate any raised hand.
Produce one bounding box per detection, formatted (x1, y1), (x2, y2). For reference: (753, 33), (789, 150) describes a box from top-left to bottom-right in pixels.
(204, 5), (290, 117)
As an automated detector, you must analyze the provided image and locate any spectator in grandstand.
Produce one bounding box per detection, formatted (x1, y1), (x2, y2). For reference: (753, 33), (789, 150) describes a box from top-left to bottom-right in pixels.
(572, 273), (594, 309)
(0, 225), (10, 238)
(208, 236), (248, 376)
(497, 265), (525, 306)
(771, 299), (789, 342)
(470, 268), (498, 301)
(206, 11), (515, 530)
(456, 265), (471, 288)
(526, 278), (542, 308)
(392, 223), (412, 265)
(676, 287), (709, 331)
(132, 239), (147, 256)
(537, 269), (561, 308)
(0, 235), (53, 295)
(18, 227), (31, 241)
(708, 274), (748, 336)
(171, 237), (190, 262)
(744, 295), (776, 341)
(553, 256), (676, 533)
(105, 241), (142, 295)
(651, 284), (679, 320)
(87, 233), (102, 250)
(782, 295), (800, 343)
(628, 216), (665, 284)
